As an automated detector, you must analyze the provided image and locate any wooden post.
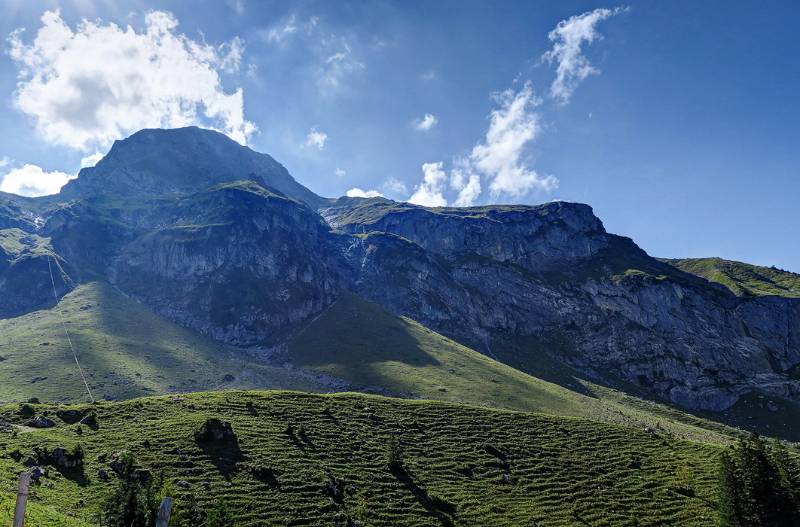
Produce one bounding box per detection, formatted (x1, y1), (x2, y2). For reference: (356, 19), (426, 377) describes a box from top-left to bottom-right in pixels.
(155, 496), (173, 527)
(13, 472), (31, 527)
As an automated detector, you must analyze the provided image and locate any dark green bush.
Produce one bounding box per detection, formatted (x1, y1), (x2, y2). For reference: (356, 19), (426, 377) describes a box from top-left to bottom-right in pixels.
(718, 434), (800, 527)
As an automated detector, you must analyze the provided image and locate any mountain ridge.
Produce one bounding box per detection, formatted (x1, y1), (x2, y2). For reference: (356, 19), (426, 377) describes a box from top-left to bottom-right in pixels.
(0, 126), (798, 438)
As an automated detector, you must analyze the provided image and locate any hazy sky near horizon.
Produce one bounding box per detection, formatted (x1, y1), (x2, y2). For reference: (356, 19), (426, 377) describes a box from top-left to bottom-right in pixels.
(0, 1), (797, 271)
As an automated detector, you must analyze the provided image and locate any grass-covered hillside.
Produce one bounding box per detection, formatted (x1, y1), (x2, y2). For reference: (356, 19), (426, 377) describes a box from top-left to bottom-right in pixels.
(663, 257), (800, 298)
(0, 285), (759, 443)
(289, 293), (743, 443)
(289, 293), (588, 417)
(0, 391), (726, 526)
(0, 282), (325, 403)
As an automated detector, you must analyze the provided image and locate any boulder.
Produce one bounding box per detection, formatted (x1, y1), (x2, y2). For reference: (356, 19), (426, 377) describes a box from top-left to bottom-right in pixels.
(50, 447), (84, 469)
(27, 416), (56, 428)
(56, 409), (86, 424)
(30, 466), (45, 482)
(79, 413), (98, 429)
(195, 418), (237, 443)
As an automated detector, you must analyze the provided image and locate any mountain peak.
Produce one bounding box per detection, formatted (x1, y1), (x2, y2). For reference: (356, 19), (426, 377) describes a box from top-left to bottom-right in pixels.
(59, 126), (323, 207)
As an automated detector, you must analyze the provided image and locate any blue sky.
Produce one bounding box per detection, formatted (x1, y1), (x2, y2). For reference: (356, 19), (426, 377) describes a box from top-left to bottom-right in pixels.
(0, 1), (797, 271)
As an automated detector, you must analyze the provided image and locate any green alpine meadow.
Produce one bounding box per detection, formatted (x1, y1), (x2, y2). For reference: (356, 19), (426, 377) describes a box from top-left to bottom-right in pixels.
(1, 2), (799, 526)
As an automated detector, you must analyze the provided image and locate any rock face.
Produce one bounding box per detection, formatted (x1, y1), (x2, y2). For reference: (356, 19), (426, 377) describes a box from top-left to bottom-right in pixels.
(110, 182), (343, 345)
(0, 229), (73, 317)
(327, 199), (800, 411)
(1, 126), (798, 413)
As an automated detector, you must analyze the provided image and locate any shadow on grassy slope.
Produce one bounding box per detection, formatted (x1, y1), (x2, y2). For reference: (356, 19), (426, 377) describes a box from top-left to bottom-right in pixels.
(0, 281), (327, 403)
(290, 293), (594, 417)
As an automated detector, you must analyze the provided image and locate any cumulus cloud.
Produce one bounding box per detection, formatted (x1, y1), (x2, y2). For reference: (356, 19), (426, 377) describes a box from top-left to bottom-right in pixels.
(450, 167), (482, 207)
(405, 83), (555, 207)
(218, 36), (245, 73)
(414, 113), (438, 131)
(80, 152), (104, 168)
(470, 83), (557, 197)
(0, 164), (74, 197)
(382, 177), (407, 196)
(408, 162), (448, 207)
(7, 10), (256, 151)
(0, 157), (10, 168)
(542, 7), (624, 104)
(305, 128), (328, 150)
(346, 187), (383, 198)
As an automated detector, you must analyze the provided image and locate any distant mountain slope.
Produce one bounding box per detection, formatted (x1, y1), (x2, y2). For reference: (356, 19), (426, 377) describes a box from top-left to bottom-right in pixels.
(0, 391), (725, 526)
(663, 257), (800, 298)
(326, 199), (800, 413)
(0, 282), (326, 402)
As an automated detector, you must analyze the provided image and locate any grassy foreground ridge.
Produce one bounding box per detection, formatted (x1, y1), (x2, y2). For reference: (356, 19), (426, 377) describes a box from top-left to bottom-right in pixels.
(0, 391), (724, 526)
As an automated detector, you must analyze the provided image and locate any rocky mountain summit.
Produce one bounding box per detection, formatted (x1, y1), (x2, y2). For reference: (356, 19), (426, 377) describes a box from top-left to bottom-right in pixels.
(1, 126), (798, 416)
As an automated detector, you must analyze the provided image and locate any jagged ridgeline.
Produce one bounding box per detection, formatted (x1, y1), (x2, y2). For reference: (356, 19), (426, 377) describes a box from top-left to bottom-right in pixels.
(1, 126), (800, 523)
(1, 127), (799, 430)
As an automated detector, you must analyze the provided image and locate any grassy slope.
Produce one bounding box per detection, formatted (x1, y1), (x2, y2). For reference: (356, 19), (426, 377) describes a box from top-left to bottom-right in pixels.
(289, 293), (586, 417)
(0, 282), (740, 443)
(0, 391), (724, 526)
(289, 294), (737, 443)
(0, 282), (325, 403)
(0, 496), (91, 526)
(664, 257), (800, 298)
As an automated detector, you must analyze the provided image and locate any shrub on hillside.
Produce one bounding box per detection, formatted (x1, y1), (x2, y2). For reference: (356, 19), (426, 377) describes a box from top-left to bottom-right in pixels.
(718, 434), (800, 526)
(99, 452), (164, 527)
(386, 436), (403, 471)
(204, 500), (237, 527)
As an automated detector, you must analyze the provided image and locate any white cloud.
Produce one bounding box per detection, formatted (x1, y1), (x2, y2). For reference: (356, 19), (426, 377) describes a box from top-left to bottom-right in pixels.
(382, 177), (407, 196)
(218, 36), (245, 73)
(263, 14), (298, 44)
(305, 128), (328, 150)
(0, 164), (74, 197)
(542, 7), (624, 104)
(346, 187), (383, 198)
(414, 113), (438, 132)
(450, 167), (482, 207)
(470, 83), (557, 197)
(80, 152), (104, 168)
(7, 10), (256, 151)
(0, 157), (11, 168)
(319, 42), (364, 91)
(334, 168), (346, 177)
(408, 162), (448, 207)
(259, 15), (363, 94)
(405, 83), (556, 207)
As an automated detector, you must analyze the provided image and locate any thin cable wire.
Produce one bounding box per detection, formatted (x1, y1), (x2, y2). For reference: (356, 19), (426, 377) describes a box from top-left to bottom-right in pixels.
(47, 256), (95, 403)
